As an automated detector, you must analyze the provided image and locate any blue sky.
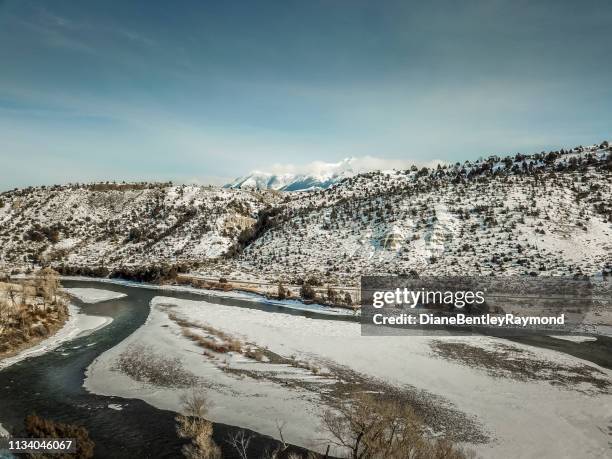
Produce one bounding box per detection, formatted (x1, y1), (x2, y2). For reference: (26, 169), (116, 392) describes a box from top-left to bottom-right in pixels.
(1, 0), (611, 189)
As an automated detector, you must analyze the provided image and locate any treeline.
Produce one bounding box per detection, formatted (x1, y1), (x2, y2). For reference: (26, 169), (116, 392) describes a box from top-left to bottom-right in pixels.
(83, 182), (172, 192)
(54, 263), (191, 283)
(1, 182), (174, 200)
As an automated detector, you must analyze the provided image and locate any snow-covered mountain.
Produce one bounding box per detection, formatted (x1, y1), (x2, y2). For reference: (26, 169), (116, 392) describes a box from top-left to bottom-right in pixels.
(225, 158), (357, 191)
(231, 143), (612, 282)
(1, 142), (610, 283)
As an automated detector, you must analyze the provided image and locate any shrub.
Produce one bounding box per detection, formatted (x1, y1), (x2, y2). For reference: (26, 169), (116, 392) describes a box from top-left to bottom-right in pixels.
(277, 282), (287, 300)
(114, 343), (197, 387)
(24, 414), (95, 458)
(176, 388), (221, 459)
(300, 283), (316, 301)
(322, 394), (471, 459)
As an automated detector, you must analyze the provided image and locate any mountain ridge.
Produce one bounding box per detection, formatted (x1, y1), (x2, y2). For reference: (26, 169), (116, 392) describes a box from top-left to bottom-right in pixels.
(1, 142), (610, 284)
(224, 157), (358, 191)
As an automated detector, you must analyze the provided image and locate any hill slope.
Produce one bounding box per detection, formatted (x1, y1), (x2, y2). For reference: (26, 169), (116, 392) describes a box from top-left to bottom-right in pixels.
(1, 143), (611, 284)
(0, 183), (273, 275)
(234, 143), (612, 282)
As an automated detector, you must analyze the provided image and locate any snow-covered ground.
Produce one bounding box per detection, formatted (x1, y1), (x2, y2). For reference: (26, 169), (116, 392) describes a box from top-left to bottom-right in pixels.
(550, 335), (598, 343)
(63, 287), (127, 304)
(60, 276), (355, 316)
(0, 304), (112, 371)
(85, 296), (612, 458)
(85, 296), (336, 454)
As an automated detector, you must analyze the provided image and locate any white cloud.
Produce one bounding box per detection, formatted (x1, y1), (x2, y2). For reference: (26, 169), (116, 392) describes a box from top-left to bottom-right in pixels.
(261, 156), (445, 178)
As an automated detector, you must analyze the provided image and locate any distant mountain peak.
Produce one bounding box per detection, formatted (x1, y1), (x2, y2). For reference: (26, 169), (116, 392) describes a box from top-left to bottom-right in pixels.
(225, 158), (358, 191)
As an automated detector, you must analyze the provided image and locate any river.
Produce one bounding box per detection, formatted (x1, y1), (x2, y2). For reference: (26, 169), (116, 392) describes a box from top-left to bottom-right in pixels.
(0, 279), (608, 458)
(0, 280), (345, 458)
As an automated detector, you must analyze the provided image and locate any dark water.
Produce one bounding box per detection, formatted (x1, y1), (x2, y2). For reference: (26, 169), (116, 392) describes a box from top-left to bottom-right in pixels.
(0, 280), (607, 458)
(0, 280), (340, 458)
(0, 281), (183, 458)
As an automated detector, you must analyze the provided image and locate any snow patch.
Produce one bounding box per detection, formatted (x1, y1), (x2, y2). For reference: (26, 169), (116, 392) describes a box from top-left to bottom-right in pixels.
(550, 335), (597, 343)
(63, 288), (127, 304)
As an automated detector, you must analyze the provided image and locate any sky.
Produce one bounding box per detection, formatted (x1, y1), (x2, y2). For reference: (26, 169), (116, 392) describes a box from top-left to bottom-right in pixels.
(1, 0), (611, 189)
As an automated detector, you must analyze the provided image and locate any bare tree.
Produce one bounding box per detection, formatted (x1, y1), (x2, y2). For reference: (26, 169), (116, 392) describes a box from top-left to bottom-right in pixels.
(277, 282), (287, 300)
(7, 283), (18, 309)
(176, 387), (221, 459)
(261, 420), (290, 459)
(226, 430), (252, 459)
(35, 267), (61, 310)
(321, 394), (469, 459)
(181, 387), (210, 417)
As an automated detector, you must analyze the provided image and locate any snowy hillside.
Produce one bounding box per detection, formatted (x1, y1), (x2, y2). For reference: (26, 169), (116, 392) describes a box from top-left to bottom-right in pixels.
(0, 183), (275, 274)
(233, 142), (612, 282)
(1, 142), (611, 284)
